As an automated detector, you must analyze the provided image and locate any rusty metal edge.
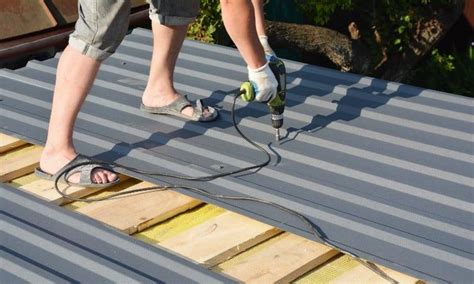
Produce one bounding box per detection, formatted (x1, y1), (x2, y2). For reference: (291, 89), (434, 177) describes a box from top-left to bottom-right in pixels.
(0, 8), (149, 62)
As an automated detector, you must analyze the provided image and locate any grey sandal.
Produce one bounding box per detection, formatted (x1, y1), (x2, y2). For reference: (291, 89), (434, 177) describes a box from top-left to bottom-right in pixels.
(140, 95), (219, 122)
(34, 154), (120, 188)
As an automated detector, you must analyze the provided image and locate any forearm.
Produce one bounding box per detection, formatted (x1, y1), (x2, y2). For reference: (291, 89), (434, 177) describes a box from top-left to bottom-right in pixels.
(251, 0), (266, 36)
(250, 0), (275, 56)
(220, 0), (266, 69)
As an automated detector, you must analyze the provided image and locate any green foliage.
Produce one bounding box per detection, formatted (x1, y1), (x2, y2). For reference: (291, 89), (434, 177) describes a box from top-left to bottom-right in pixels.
(393, 14), (414, 52)
(430, 49), (456, 71)
(296, 0), (467, 95)
(372, 0), (453, 54)
(411, 49), (474, 97)
(187, 0), (222, 43)
(295, 0), (352, 25)
(297, 0), (456, 61)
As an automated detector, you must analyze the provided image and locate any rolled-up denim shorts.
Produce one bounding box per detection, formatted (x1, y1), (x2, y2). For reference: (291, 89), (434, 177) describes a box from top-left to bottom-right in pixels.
(69, 0), (200, 61)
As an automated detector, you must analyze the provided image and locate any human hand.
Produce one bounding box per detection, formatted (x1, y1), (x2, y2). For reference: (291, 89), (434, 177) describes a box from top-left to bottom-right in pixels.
(248, 61), (278, 103)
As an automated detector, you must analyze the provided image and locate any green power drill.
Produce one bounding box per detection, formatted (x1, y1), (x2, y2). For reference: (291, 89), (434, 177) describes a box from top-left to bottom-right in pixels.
(239, 57), (287, 141)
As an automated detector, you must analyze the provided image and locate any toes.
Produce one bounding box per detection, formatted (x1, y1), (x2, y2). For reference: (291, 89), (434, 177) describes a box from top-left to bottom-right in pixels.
(202, 107), (215, 119)
(203, 107), (211, 117)
(180, 105), (215, 120)
(92, 169), (117, 184)
(92, 174), (102, 184)
(100, 171), (110, 183)
(101, 170), (116, 183)
(100, 170), (117, 183)
(94, 170), (107, 184)
(91, 176), (100, 184)
(109, 172), (118, 182)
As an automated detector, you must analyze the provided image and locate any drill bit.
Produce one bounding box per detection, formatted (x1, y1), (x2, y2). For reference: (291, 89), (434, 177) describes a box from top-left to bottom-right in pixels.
(275, 128), (281, 141)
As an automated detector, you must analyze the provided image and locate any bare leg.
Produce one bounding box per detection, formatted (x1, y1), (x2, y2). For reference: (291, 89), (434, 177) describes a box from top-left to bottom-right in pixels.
(39, 46), (117, 184)
(220, 0), (266, 69)
(142, 22), (211, 118)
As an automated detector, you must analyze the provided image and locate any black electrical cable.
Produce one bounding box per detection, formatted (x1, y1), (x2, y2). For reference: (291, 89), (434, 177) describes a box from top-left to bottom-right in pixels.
(114, 92), (271, 182)
(53, 91), (398, 284)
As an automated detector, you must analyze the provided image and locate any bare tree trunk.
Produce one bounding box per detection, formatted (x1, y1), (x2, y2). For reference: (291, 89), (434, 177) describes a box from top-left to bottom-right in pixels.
(264, 1), (464, 81)
(265, 20), (371, 74)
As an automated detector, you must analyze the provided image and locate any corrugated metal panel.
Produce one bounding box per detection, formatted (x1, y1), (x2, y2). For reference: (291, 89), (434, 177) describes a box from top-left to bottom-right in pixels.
(1, 28), (473, 283)
(0, 182), (236, 283)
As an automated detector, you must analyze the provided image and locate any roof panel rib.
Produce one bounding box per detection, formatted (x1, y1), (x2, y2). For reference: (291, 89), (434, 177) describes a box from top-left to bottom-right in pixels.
(1, 28), (473, 283)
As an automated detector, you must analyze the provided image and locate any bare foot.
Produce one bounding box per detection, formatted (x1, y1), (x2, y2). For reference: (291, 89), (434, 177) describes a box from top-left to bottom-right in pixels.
(142, 92), (213, 119)
(39, 147), (117, 184)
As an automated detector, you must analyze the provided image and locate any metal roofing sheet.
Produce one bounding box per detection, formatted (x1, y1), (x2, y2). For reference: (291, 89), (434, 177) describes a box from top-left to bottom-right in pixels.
(0, 28), (473, 283)
(0, 182), (236, 283)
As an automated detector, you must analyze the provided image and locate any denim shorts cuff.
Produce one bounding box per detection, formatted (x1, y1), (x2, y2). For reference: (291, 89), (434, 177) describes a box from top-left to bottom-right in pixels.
(148, 14), (196, 26)
(69, 36), (112, 61)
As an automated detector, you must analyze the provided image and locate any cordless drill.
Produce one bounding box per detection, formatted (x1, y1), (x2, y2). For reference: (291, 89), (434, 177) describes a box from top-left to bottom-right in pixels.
(240, 57), (286, 141)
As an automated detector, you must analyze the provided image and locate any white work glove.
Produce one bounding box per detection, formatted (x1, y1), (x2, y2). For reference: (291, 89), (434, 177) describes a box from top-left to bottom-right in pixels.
(258, 35), (276, 57)
(248, 61), (278, 103)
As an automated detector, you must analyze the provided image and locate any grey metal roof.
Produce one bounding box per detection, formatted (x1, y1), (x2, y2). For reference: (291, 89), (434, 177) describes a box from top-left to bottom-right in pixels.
(0, 183), (237, 283)
(0, 28), (473, 283)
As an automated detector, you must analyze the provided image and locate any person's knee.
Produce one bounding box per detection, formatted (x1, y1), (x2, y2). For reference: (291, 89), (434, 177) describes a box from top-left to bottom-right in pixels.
(69, 0), (131, 61)
(148, 0), (200, 26)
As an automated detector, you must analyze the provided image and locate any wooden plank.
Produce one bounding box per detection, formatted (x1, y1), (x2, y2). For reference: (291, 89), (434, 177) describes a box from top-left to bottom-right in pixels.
(219, 233), (339, 283)
(0, 133), (27, 153)
(160, 211), (280, 267)
(135, 204), (226, 244)
(0, 145), (42, 182)
(294, 254), (422, 284)
(10, 173), (38, 187)
(77, 182), (202, 234)
(326, 256), (421, 284)
(294, 255), (359, 284)
(19, 174), (131, 205)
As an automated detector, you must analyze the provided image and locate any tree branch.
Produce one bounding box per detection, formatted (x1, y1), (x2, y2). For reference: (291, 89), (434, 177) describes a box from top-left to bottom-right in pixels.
(265, 20), (371, 74)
